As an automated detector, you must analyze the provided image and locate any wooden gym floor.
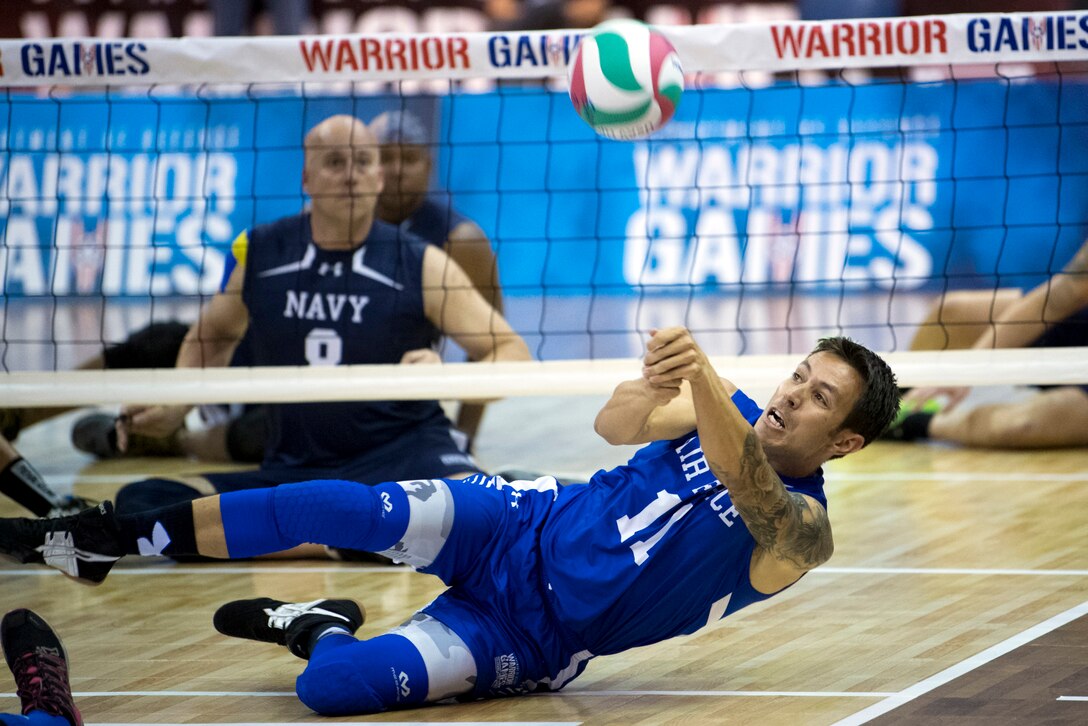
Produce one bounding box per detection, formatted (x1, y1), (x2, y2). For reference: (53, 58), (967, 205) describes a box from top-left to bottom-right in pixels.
(0, 393), (1085, 725)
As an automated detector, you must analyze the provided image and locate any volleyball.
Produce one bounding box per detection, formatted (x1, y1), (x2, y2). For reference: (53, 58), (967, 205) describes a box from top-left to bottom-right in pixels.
(568, 19), (684, 141)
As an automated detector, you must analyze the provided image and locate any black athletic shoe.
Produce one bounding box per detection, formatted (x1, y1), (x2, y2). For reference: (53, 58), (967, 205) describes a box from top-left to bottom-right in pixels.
(46, 495), (101, 519)
(213, 598), (364, 660)
(0, 501), (123, 585)
(71, 412), (182, 459)
(1, 608), (83, 725)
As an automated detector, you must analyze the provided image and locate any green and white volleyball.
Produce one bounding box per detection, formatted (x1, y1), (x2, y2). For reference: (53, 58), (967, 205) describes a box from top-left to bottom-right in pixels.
(568, 19), (684, 141)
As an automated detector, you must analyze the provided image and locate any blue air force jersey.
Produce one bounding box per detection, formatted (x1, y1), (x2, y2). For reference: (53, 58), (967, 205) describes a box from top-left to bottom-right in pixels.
(398, 193), (470, 248)
(239, 213), (447, 467)
(540, 389), (826, 656)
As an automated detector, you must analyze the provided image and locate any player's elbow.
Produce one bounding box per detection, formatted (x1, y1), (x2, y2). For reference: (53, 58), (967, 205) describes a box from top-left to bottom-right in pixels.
(804, 534), (835, 570)
(594, 415), (634, 446)
(502, 335), (531, 362)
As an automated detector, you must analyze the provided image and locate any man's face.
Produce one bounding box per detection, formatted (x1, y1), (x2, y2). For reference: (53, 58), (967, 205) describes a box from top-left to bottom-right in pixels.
(303, 118), (383, 229)
(378, 143), (432, 217)
(754, 352), (865, 467)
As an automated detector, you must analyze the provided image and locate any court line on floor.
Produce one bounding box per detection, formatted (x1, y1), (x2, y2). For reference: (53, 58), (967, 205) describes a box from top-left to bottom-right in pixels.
(828, 472), (1088, 483)
(1057, 696), (1088, 701)
(84, 722), (579, 726)
(830, 598), (1088, 726)
(0, 689), (894, 700)
(3, 565), (1087, 578)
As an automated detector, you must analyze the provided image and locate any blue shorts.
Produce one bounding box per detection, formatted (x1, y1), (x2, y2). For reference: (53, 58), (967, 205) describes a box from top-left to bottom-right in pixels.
(204, 424), (482, 492)
(406, 476), (592, 698)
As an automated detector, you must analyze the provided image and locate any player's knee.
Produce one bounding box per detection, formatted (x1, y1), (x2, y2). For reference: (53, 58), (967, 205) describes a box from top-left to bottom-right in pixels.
(295, 635), (425, 715)
(115, 478), (201, 514)
(296, 664), (388, 715)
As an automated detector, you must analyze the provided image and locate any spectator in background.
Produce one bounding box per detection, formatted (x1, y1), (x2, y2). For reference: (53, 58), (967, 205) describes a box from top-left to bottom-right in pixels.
(210, 0), (309, 36)
(372, 110), (505, 448)
(797, 0), (903, 21)
(489, 0), (612, 31)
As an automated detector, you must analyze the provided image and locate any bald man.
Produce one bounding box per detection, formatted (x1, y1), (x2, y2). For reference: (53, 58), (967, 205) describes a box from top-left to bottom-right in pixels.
(111, 116), (530, 523)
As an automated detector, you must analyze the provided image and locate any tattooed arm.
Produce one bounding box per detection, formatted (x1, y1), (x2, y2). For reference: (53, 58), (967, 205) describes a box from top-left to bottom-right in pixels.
(642, 327), (833, 588)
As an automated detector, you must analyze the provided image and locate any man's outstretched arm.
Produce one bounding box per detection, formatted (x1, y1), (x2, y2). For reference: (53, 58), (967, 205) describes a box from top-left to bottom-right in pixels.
(642, 327), (833, 575)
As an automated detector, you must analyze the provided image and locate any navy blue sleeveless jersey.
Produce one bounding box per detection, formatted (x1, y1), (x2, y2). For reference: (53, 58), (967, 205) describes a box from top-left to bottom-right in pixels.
(240, 213), (447, 468)
(540, 388), (826, 656)
(398, 193), (470, 249)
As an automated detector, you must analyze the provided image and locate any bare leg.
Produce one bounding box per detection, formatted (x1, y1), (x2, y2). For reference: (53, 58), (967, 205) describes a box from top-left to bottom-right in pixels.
(455, 403), (486, 447)
(177, 424), (232, 462)
(193, 495), (229, 557)
(929, 387), (1088, 448)
(911, 289), (1023, 351)
(0, 435), (19, 468)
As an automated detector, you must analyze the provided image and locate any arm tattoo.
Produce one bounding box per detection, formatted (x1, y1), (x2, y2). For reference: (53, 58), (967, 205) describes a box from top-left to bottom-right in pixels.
(716, 431), (834, 570)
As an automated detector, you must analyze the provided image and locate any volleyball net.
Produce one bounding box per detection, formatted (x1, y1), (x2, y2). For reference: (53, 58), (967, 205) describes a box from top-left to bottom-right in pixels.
(2, 11), (1087, 405)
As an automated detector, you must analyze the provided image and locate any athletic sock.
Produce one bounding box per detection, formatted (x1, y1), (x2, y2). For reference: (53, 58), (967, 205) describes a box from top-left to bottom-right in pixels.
(115, 500), (200, 557)
(884, 411), (935, 442)
(309, 625), (353, 655)
(0, 458), (65, 516)
(901, 411), (935, 440)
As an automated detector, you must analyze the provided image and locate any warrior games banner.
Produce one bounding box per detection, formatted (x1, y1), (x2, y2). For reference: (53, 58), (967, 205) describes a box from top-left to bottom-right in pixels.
(1, 78), (1086, 298)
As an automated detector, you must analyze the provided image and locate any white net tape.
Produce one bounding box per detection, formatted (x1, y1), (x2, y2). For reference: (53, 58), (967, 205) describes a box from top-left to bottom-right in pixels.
(3, 347), (1085, 407)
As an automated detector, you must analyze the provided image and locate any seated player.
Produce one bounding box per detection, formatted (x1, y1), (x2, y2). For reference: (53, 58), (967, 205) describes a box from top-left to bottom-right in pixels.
(0, 609), (82, 726)
(0, 327), (900, 716)
(372, 109), (505, 447)
(36, 110), (507, 464)
(107, 114), (529, 519)
(886, 237), (1088, 448)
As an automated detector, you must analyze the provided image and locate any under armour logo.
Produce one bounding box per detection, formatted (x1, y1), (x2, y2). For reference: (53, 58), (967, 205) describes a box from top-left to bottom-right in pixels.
(137, 521), (172, 556)
(318, 261), (344, 277)
(510, 490), (523, 509)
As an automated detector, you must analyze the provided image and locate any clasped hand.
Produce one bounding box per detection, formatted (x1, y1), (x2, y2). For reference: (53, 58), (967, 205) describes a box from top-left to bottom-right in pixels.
(640, 327), (711, 403)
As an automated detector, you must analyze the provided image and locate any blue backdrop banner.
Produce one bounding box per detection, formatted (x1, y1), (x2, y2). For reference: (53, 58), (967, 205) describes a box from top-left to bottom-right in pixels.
(2, 79), (1086, 298)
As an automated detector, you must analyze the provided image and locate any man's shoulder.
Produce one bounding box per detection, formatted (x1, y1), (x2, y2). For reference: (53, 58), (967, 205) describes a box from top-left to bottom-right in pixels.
(412, 194), (471, 241)
(374, 218), (431, 254)
(249, 213), (309, 244)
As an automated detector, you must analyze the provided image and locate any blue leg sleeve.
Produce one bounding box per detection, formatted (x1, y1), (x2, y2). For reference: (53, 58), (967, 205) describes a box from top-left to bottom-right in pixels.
(220, 480), (410, 559)
(296, 633), (430, 715)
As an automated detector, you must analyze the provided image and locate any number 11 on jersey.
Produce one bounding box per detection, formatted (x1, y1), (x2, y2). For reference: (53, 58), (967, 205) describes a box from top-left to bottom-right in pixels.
(616, 490), (693, 565)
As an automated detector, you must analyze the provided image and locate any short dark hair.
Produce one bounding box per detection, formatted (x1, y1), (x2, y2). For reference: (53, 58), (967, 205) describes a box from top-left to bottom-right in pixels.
(809, 337), (899, 447)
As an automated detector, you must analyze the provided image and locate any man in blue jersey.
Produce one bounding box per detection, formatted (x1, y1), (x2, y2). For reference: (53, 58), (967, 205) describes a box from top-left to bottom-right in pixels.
(0, 327), (899, 715)
(108, 115), (530, 519)
(372, 109), (504, 447)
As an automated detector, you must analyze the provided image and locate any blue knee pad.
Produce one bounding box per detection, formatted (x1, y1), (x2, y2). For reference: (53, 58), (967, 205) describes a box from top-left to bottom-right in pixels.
(220, 480), (410, 559)
(296, 633), (429, 715)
